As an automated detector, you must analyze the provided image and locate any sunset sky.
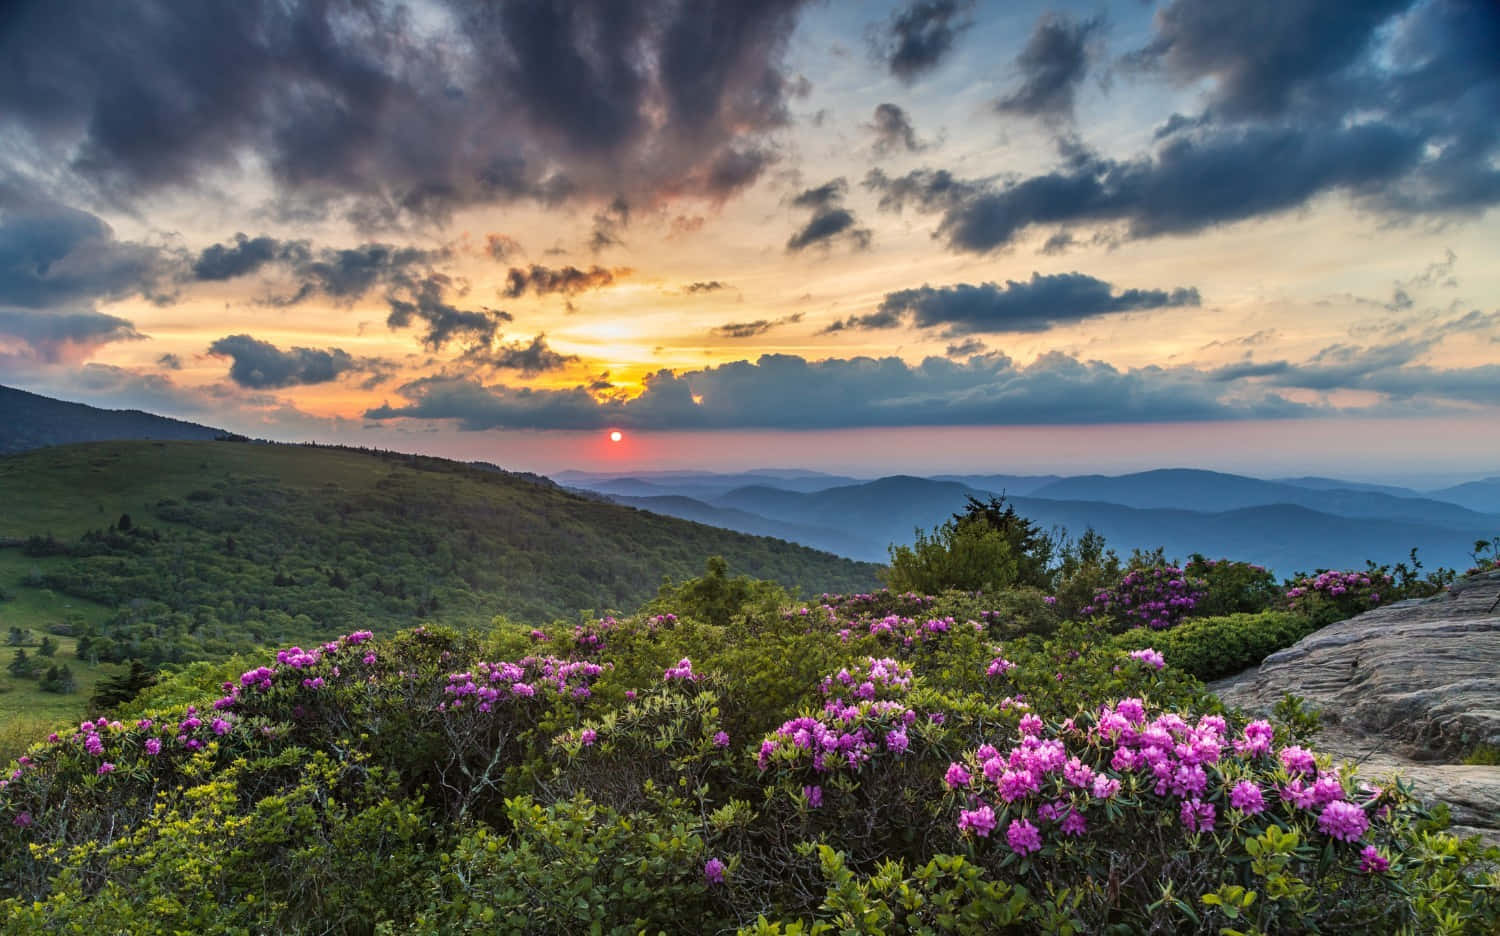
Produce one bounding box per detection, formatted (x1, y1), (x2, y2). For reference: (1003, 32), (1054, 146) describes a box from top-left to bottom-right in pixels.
(2, 0), (1498, 482)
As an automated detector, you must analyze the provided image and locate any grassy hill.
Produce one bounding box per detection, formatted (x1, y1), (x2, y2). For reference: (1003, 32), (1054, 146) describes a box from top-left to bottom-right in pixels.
(0, 440), (880, 669)
(0, 384), (223, 455)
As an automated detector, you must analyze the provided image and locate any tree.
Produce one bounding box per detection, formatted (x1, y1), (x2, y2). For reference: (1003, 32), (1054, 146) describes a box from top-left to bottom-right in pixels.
(117, 512), (133, 532)
(885, 516), (1020, 595)
(38, 635), (57, 657)
(7, 648), (36, 679)
(90, 659), (158, 712)
(950, 495), (1056, 589)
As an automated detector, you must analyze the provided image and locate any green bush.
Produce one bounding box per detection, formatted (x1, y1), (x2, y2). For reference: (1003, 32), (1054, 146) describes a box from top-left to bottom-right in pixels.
(1111, 611), (1319, 682)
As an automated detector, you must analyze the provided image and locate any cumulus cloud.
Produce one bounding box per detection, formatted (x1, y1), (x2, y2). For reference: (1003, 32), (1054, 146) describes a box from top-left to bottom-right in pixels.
(502, 264), (632, 298)
(868, 103), (928, 155)
(208, 334), (371, 389)
(462, 334), (578, 376)
(0, 193), (173, 310)
(0, 307), (145, 363)
(786, 178), (872, 252)
(826, 272), (1200, 336)
(364, 350), (1320, 431)
(384, 272), (511, 350)
(0, 0), (815, 224)
(995, 12), (1102, 122)
(873, 0), (975, 83)
(865, 1), (1499, 253)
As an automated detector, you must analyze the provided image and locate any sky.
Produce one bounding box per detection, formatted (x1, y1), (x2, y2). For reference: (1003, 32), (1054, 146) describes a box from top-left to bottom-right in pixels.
(1, 0), (1498, 483)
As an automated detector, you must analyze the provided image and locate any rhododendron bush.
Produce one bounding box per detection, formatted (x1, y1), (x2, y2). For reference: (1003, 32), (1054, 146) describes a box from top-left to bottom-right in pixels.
(1, 576), (1496, 934)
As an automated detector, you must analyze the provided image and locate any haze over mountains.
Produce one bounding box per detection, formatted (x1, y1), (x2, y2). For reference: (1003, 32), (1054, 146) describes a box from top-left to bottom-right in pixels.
(567, 469), (1500, 575)
(4, 384), (1496, 576)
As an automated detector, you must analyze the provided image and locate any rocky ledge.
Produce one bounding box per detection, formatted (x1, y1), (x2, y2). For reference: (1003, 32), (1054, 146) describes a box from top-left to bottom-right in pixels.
(1211, 570), (1500, 844)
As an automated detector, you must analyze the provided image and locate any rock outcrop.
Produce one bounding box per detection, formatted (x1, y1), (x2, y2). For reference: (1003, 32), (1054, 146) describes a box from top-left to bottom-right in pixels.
(1211, 570), (1500, 844)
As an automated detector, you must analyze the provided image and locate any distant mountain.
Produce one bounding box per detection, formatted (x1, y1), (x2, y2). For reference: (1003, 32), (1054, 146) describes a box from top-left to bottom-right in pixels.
(1275, 476), (1422, 498)
(559, 469), (862, 499)
(0, 384), (223, 455)
(1427, 477), (1500, 515)
(1027, 468), (1497, 529)
(610, 494), (869, 558)
(698, 475), (1495, 573)
(932, 474), (1063, 496)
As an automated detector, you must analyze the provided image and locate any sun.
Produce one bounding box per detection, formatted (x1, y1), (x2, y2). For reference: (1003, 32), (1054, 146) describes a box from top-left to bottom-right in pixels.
(609, 430), (623, 443)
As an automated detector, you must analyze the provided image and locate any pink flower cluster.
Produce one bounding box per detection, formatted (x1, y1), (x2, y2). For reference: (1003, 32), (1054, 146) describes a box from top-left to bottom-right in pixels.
(757, 695), (917, 776)
(820, 657), (913, 700)
(663, 657), (700, 682)
(1285, 570), (1391, 607)
(1128, 648), (1165, 670)
(1085, 566), (1207, 630)
(443, 656), (607, 712)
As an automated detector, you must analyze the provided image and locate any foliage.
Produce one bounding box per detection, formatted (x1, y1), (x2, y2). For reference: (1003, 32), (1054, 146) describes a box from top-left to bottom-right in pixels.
(1111, 612), (1320, 683)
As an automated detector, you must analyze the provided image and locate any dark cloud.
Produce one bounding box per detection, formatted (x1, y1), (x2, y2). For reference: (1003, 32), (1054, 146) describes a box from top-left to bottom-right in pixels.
(385, 272), (511, 350)
(710, 312), (803, 338)
(463, 333), (577, 376)
(189, 234), (443, 304)
(589, 196), (630, 252)
(868, 103), (927, 155)
(0, 0), (813, 223)
(207, 334), (364, 389)
(995, 13), (1101, 122)
(874, 0), (975, 83)
(0, 195), (172, 309)
(826, 273), (1200, 336)
(1133, 0), (1409, 120)
(864, 2), (1499, 252)
(786, 178), (872, 252)
(364, 350), (1314, 431)
(191, 234), (292, 281)
(684, 281), (730, 293)
(0, 307), (144, 363)
(156, 352), (182, 370)
(1038, 231), (1076, 255)
(502, 264), (632, 298)
(945, 337), (986, 358)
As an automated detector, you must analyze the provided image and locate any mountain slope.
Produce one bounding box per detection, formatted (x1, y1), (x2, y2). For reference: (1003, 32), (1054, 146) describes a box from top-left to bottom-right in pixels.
(0, 384), (223, 455)
(1428, 477), (1500, 515)
(0, 441), (880, 664)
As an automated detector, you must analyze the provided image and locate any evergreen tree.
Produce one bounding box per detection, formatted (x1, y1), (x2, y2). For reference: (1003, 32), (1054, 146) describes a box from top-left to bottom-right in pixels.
(90, 659), (158, 712)
(38, 635), (57, 657)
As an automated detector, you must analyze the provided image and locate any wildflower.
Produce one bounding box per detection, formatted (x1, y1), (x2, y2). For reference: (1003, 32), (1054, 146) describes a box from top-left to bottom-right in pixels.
(1091, 775), (1121, 800)
(144, 738), (162, 756)
(1018, 713), (1044, 737)
(579, 728), (597, 747)
(713, 731), (730, 748)
(1006, 818), (1042, 855)
(1317, 800), (1369, 842)
(998, 768), (1041, 803)
(1279, 746), (1317, 775)
(958, 805), (997, 837)
(663, 658), (699, 682)
(986, 657), (1016, 677)
(84, 734), (104, 757)
(703, 858), (726, 884)
(211, 718), (231, 736)
(1060, 811), (1087, 837)
(1229, 780), (1265, 815)
(885, 728), (909, 754)
(944, 762), (972, 789)
(1180, 798), (1215, 832)
(1234, 720), (1275, 758)
(1360, 844), (1390, 873)
(96, 762), (116, 776)
(1129, 648), (1166, 670)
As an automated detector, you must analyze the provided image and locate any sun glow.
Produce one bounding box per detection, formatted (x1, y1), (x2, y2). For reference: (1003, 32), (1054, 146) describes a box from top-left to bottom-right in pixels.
(609, 430), (623, 442)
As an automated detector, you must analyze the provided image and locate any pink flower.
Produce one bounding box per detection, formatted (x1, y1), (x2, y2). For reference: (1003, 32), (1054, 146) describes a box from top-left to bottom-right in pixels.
(998, 768), (1040, 803)
(1180, 798), (1215, 832)
(84, 734), (104, 757)
(1279, 745), (1317, 775)
(944, 762), (972, 789)
(712, 731), (730, 748)
(96, 762), (116, 776)
(1017, 713), (1044, 737)
(804, 785), (823, 808)
(579, 729), (597, 747)
(12, 812), (32, 827)
(1229, 780), (1265, 815)
(1359, 845), (1390, 873)
(1005, 818), (1042, 855)
(703, 858), (726, 884)
(1317, 800), (1369, 842)
(1129, 648), (1166, 670)
(958, 805), (997, 837)
(1059, 811), (1087, 837)
(144, 738), (162, 756)
(211, 718), (231, 736)
(1091, 776), (1121, 800)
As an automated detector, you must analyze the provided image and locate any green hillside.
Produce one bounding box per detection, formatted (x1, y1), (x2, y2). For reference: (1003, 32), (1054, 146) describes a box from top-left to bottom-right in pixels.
(0, 440), (880, 670)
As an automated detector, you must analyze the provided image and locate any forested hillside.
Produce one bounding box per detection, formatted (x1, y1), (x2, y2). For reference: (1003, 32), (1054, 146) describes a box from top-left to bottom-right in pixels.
(0, 441), (880, 668)
(0, 385), (223, 455)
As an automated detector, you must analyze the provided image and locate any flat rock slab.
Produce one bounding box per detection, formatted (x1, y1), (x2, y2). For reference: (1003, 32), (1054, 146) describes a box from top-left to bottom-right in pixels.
(1211, 571), (1500, 845)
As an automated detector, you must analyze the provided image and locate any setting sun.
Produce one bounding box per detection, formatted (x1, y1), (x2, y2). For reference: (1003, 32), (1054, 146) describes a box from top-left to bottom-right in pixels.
(609, 430), (623, 443)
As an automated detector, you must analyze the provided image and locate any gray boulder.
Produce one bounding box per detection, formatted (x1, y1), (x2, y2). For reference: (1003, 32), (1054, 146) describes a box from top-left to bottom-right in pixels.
(1211, 570), (1500, 844)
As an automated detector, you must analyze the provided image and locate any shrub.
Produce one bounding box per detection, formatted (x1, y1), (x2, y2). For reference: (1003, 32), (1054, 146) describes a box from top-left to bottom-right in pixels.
(1111, 612), (1319, 682)
(1086, 564), (1207, 631)
(1185, 555), (1280, 616)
